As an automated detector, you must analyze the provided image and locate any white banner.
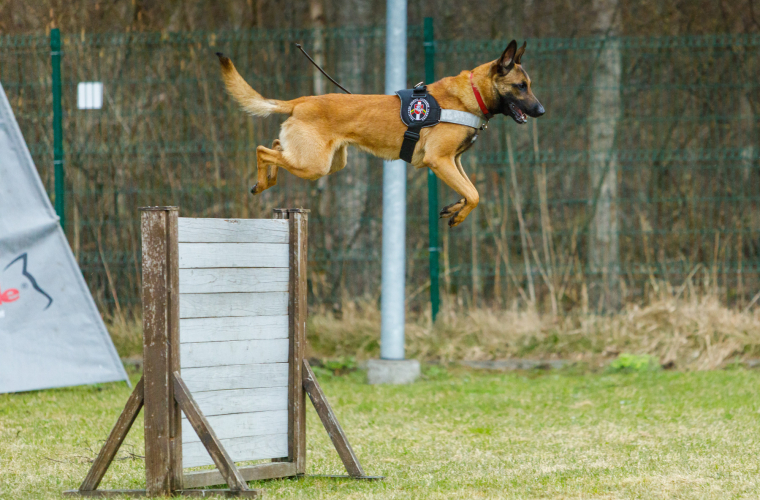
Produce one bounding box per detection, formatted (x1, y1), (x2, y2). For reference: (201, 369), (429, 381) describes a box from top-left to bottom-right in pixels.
(0, 83), (128, 393)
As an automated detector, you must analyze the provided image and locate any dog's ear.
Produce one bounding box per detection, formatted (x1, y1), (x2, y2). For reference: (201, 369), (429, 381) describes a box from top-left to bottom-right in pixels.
(496, 40), (518, 75)
(514, 41), (526, 65)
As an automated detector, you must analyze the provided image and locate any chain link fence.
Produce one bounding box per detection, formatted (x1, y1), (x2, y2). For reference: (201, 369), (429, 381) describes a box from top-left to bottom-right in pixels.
(1, 28), (758, 315)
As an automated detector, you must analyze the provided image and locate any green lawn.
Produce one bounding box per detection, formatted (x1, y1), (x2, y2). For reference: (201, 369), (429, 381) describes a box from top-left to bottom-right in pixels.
(1, 367), (758, 499)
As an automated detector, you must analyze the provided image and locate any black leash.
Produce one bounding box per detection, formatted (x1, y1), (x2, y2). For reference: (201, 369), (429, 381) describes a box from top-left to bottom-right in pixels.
(295, 43), (352, 94)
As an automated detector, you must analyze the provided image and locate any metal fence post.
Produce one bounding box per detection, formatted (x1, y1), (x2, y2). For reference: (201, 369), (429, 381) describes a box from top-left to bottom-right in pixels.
(51, 28), (65, 231)
(423, 17), (440, 322)
(380, 0), (408, 360)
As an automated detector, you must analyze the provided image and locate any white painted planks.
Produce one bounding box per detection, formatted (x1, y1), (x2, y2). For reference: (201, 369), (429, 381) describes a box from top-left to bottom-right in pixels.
(177, 217), (292, 469)
(181, 339), (289, 368)
(179, 268), (289, 294)
(180, 316), (288, 344)
(179, 243), (288, 269)
(185, 386), (288, 416)
(183, 433), (288, 468)
(180, 292), (288, 319)
(182, 409), (288, 444)
(181, 363), (289, 393)
(178, 218), (288, 244)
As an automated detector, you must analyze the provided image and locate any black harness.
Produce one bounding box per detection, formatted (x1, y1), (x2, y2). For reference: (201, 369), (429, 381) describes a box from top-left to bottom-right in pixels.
(396, 86), (441, 163)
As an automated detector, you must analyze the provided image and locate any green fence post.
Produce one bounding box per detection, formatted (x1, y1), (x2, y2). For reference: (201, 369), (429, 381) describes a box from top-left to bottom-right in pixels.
(424, 18), (440, 322)
(51, 28), (65, 231)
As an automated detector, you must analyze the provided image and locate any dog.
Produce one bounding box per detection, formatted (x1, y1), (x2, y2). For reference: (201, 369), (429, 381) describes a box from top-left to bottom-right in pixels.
(216, 40), (544, 227)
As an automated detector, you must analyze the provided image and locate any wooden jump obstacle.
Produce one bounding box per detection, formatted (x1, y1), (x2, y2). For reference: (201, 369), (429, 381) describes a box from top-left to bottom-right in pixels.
(65, 207), (378, 498)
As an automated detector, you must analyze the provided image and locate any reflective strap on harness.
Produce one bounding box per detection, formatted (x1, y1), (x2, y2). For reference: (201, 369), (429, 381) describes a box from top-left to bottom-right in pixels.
(440, 109), (487, 129)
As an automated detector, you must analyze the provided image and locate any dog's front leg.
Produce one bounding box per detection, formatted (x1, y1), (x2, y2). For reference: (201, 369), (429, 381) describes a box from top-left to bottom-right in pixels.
(426, 155), (480, 227)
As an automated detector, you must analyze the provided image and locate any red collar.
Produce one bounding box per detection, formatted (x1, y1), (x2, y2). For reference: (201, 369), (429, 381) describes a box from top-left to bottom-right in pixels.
(470, 72), (491, 119)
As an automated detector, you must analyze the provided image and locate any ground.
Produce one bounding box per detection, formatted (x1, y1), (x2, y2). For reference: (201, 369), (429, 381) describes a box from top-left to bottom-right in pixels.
(1, 366), (758, 499)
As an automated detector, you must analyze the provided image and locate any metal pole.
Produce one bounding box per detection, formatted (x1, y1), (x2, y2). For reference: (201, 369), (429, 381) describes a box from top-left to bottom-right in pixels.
(51, 28), (65, 231)
(424, 17), (440, 322)
(380, 0), (407, 360)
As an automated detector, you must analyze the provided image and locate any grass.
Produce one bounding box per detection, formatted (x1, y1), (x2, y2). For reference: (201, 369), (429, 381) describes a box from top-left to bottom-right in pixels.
(2, 366), (759, 499)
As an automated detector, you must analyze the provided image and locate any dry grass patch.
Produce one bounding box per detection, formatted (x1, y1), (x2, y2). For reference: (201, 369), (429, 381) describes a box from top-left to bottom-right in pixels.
(308, 294), (760, 369)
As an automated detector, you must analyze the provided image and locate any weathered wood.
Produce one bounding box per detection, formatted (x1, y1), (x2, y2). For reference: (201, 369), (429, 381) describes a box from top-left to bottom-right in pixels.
(65, 489), (262, 498)
(79, 378), (144, 491)
(179, 217), (288, 243)
(173, 372), (249, 491)
(279, 209), (309, 474)
(184, 462), (297, 489)
(180, 292), (288, 319)
(178, 243), (288, 269)
(141, 207), (179, 496)
(181, 363), (289, 393)
(302, 359), (365, 477)
(180, 339), (289, 368)
(179, 267), (289, 294)
(182, 409), (288, 444)
(180, 315), (288, 344)
(167, 211), (183, 491)
(182, 386), (288, 417)
(183, 433), (289, 468)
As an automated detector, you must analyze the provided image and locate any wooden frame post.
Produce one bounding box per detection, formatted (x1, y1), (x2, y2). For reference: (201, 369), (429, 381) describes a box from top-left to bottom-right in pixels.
(140, 207), (182, 496)
(273, 208), (308, 475)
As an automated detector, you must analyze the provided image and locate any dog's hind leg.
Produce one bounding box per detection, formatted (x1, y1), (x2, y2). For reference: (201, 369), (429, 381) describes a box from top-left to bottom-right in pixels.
(266, 139), (283, 188)
(427, 155), (479, 227)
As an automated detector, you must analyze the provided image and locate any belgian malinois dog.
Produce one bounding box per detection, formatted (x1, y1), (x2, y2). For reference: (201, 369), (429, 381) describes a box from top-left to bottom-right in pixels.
(216, 40), (544, 227)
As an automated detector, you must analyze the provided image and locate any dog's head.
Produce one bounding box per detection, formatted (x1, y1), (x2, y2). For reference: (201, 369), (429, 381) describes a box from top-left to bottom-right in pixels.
(489, 40), (545, 124)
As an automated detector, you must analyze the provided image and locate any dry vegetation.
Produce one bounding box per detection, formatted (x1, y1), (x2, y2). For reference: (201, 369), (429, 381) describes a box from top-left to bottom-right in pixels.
(109, 284), (760, 371)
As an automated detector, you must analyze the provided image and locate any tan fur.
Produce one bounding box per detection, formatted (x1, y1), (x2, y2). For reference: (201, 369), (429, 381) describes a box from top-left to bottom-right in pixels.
(217, 42), (542, 227)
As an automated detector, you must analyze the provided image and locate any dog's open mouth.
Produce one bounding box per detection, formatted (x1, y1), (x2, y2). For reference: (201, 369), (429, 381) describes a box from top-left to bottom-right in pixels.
(509, 103), (528, 124)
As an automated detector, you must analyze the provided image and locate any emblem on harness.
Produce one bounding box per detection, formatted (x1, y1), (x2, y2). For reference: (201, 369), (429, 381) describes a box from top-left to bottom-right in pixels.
(408, 98), (430, 122)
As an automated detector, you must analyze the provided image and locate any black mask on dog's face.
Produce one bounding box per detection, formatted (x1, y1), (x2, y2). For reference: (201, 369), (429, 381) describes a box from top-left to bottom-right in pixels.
(489, 40), (545, 124)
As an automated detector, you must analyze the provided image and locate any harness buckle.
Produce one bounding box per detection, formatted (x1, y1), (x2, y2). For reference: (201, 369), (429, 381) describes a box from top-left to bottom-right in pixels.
(404, 130), (420, 141)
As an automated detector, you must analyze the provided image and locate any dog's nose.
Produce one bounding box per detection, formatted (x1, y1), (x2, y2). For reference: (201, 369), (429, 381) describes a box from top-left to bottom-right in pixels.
(534, 103), (545, 116)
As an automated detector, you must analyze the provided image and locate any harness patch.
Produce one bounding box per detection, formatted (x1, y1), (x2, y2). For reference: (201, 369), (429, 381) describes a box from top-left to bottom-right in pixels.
(408, 98), (430, 122)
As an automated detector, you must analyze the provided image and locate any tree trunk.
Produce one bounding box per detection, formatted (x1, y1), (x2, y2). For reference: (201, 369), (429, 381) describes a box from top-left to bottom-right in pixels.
(588, 0), (622, 312)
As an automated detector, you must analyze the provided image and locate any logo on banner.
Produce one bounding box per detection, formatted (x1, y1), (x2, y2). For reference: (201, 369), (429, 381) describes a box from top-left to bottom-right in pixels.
(1, 253), (53, 312)
(408, 98), (430, 122)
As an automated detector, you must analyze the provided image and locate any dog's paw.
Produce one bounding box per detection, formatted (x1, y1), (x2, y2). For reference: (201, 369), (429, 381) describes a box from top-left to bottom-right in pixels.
(448, 212), (464, 228)
(272, 139), (283, 151)
(439, 199), (465, 219)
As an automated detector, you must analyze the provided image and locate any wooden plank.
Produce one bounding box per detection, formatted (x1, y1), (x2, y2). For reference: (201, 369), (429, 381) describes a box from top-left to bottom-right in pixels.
(141, 207), (176, 497)
(179, 267), (289, 294)
(173, 372), (249, 491)
(178, 243), (288, 269)
(180, 292), (288, 319)
(167, 211), (183, 491)
(181, 363), (289, 393)
(79, 378), (144, 491)
(183, 433), (289, 468)
(182, 409), (288, 443)
(289, 211), (309, 474)
(180, 316), (288, 344)
(184, 462), (296, 489)
(185, 386), (288, 417)
(179, 217), (288, 243)
(181, 339), (289, 368)
(302, 359), (365, 477)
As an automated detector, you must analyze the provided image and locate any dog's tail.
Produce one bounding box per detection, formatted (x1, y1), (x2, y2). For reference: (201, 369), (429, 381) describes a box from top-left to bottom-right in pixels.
(216, 53), (294, 117)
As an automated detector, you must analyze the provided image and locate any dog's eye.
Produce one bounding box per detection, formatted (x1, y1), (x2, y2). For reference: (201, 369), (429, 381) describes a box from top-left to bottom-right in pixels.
(513, 83), (528, 91)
